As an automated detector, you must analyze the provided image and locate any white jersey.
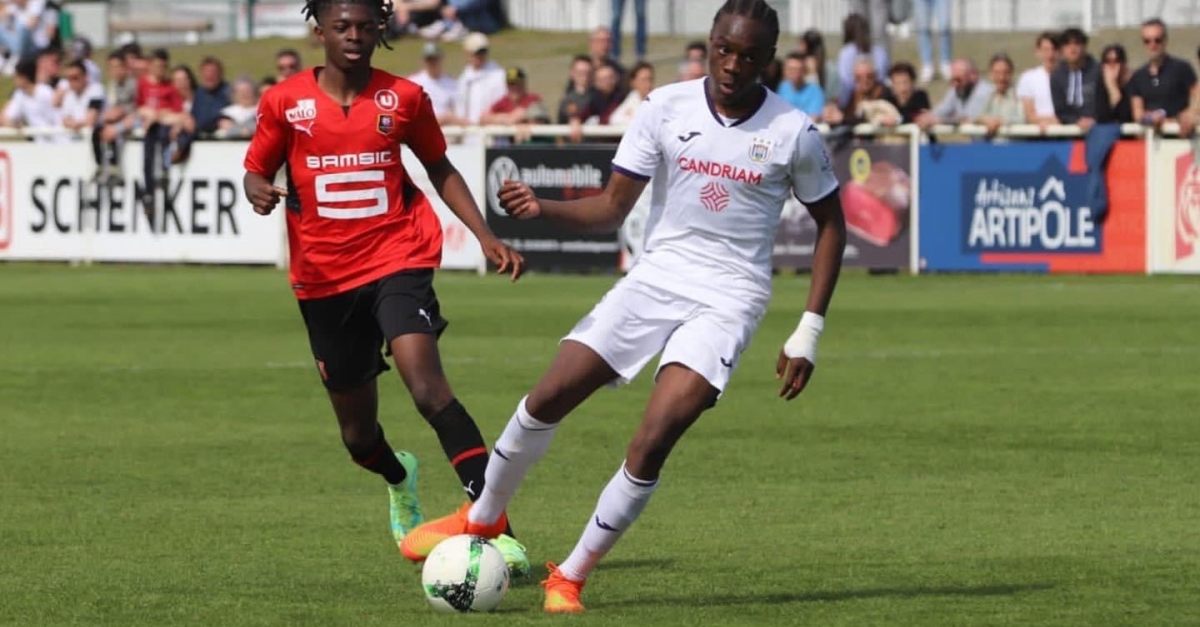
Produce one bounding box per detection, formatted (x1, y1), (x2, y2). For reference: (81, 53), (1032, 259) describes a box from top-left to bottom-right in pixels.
(612, 78), (839, 317)
(408, 69), (457, 120)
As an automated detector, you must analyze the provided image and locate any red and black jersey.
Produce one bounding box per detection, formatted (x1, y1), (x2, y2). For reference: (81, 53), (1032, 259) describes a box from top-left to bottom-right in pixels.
(244, 68), (448, 300)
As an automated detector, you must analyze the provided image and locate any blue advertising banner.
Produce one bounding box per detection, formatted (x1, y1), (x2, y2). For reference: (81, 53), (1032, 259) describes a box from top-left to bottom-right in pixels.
(918, 141), (1146, 273)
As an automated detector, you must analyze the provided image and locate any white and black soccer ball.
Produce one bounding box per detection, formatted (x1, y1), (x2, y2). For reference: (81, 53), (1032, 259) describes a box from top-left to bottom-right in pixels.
(421, 535), (509, 613)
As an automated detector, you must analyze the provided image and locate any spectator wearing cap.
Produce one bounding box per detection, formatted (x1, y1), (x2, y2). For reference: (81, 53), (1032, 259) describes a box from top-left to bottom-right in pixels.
(1017, 31), (1060, 126)
(1050, 27), (1101, 130)
(192, 56), (231, 139)
(1098, 43), (1133, 124)
(408, 41), (458, 123)
(884, 62), (929, 125)
(1129, 18), (1197, 135)
(976, 53), (1025, 136)
(777, 52), (824, 119)
(916, 58), (994, 129)
(450, 32), (505, 125)
(275, 49), (303, 82)
(0, 57), (61, 142)
(481, 67), (549, 125)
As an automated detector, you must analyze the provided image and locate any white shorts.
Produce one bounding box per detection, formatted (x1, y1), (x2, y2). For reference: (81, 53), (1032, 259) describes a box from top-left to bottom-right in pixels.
(563, 277), (762, 393)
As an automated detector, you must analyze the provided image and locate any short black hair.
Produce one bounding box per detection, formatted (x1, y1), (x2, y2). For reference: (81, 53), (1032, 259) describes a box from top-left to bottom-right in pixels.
(302, 0), (394, 49)
(200, 56), (223, 70)
(989, 53), (1014, 72)
(713, 0), (780, 47)
(1143, 17), (1167, 37)
(106, 50), (124, 62)
(1036, 30), (1060, 49)
(888, 61), (917, 80)
(15, 58), (37, 83)
(1060, 27), (1088, 45)
(686, 40), (708, 56)
(571, 54), (593, 66)
(151, 48), (170, 63)
(120, 42), (143, 59)
(785, 51), (807, 63)
(66, 59), (87, 75)
(277, 48), (302, 63)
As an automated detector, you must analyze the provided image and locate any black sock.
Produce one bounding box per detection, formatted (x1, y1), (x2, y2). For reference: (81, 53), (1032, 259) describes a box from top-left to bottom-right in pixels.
(428, 399), (516, 537)
(349, 424), (407, 485)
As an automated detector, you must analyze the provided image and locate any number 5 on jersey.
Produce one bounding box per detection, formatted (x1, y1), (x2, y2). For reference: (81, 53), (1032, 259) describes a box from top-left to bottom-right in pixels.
(315, 171), (388, 220)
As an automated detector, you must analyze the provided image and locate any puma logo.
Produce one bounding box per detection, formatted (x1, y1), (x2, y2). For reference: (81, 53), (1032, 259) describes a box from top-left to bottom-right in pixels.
(293, 121), (315, 137)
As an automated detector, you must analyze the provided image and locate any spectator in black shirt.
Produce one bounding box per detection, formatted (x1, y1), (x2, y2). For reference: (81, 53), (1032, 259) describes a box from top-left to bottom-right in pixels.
(1128, 18), (1197, 134)
(1097, 44), (1132, 123)
(1050, 27), (1102, 130)
(885, 62), (930, 124)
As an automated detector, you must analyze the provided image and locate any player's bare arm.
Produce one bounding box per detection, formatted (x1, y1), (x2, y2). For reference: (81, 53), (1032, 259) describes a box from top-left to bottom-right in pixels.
(425, 156), (525, 281)
(776, 189), (846, 401)
(497, 170), (648, 233)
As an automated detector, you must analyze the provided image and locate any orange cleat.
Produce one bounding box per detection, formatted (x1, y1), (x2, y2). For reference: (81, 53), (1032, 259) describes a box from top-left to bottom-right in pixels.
(541, 563), (586, 613)
(398, 501), (508, 563)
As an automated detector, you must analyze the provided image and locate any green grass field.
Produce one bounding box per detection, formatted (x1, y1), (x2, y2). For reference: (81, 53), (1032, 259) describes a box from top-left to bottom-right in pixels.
(2, 265), (1198, 626)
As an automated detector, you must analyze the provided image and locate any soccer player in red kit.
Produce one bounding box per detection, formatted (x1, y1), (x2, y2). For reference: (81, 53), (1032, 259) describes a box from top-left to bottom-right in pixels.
(242, 0), (530, 575)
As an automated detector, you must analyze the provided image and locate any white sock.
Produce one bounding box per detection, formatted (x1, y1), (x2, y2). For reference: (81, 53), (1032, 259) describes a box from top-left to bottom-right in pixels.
(468, 396), (557, 526)
(558, 462), (658, 582)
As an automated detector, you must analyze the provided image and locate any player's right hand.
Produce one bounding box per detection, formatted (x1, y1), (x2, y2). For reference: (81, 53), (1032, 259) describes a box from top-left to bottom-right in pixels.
(497, 180), (541, 220)
(247, 180), (288, 215)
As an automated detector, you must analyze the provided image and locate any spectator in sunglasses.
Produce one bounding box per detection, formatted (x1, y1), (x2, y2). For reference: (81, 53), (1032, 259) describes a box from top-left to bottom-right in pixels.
(1128, 18), (1196, 135)
(1097, 44), (1132, 124)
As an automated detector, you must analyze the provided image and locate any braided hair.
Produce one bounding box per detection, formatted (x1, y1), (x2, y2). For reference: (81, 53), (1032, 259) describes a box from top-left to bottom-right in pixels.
(713, 0), (780, 45)
(302, 0), (395, 49)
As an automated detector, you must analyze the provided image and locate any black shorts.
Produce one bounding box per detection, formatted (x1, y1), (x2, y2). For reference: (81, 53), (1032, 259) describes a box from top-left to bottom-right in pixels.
(297, 269), (448, 392)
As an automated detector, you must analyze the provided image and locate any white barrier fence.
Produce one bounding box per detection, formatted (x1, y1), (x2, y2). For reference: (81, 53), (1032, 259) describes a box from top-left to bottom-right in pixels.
(1, 123), (1197, 274)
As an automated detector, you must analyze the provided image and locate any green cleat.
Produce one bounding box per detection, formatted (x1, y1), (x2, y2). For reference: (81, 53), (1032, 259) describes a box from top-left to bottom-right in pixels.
(387, 451), (423, 547)
(491, 534), (531, 578)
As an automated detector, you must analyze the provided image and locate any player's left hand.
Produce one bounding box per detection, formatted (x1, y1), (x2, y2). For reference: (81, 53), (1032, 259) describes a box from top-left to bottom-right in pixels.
(775, 351), (814, 401)
(481, 236), (525, 282)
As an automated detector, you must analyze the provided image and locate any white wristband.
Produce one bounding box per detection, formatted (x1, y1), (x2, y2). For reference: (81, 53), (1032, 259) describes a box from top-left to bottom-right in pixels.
(783, 312), (824, 363)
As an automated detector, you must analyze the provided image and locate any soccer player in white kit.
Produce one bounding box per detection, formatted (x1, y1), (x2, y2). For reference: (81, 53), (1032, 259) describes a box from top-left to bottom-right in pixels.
(401, 0), (847, 612)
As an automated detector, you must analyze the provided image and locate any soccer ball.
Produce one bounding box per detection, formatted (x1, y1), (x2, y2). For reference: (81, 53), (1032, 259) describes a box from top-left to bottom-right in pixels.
(421, 535), (509, 613)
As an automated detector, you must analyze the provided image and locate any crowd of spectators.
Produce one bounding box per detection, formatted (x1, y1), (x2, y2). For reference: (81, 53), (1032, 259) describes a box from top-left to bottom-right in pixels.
(3, 0), (1200, 195)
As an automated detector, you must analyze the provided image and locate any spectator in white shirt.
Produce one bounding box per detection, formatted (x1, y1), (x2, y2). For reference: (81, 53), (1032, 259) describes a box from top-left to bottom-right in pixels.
(1017, 31), (1060, 126)
(1, 57), (62, 142)
(408, 41), (457, 123)
(450, 32), (505, 126)
(216, 77), (259, 138)
(609, 61), (654, 127)
(58, 59), (105, 138)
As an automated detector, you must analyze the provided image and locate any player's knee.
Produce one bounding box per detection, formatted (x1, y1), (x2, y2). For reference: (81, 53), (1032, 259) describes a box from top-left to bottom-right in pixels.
(408, 378), (455, 419)
(339, 421), (377, 458)
(625, 429), (677, 475)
